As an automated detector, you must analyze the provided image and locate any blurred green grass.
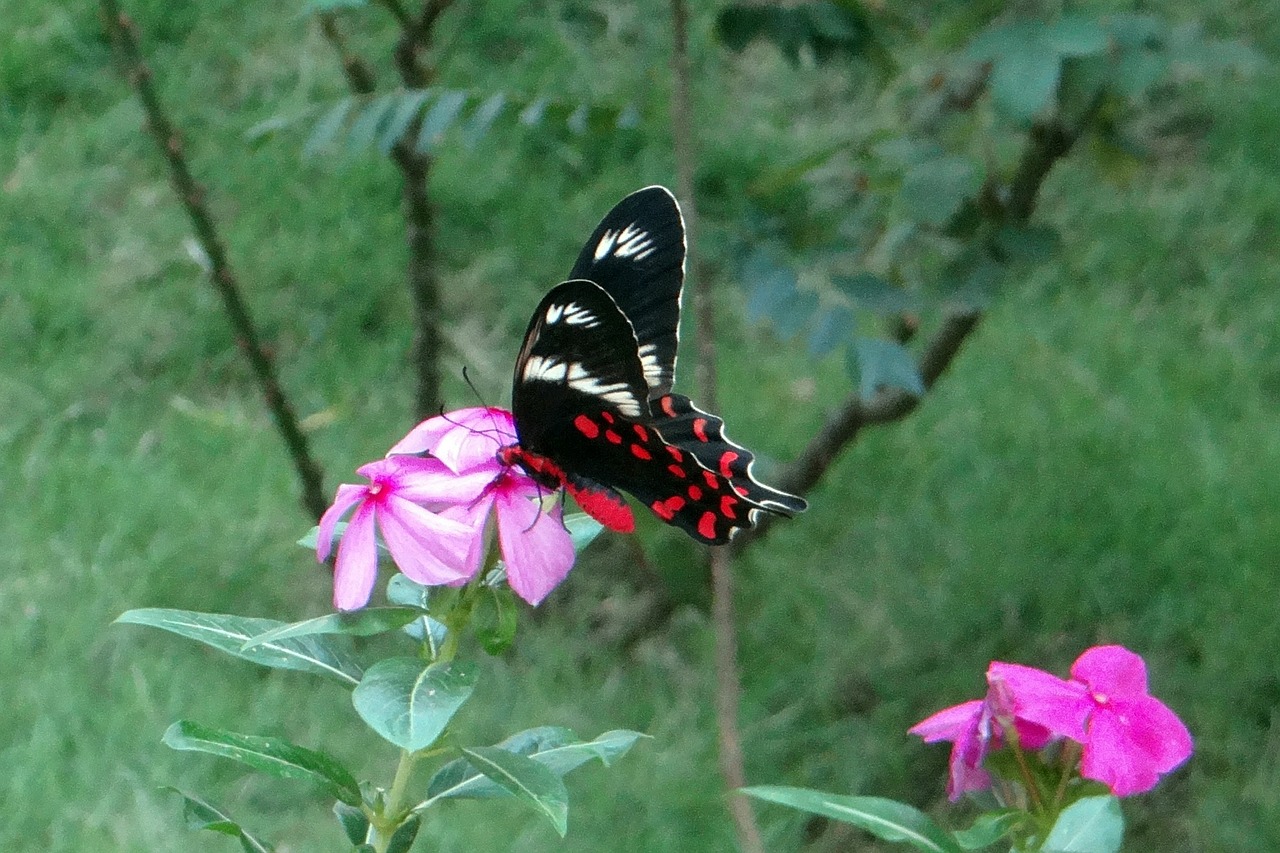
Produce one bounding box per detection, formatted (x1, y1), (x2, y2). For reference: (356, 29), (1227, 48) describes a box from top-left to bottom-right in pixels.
(2, 0), (1278, 850)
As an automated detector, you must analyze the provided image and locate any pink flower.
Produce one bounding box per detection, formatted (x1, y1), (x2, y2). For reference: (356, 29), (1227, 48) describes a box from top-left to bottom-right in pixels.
(910, 678), (1053, 801)
(317, 408), (579, 610)
(317, 456), (491, 610)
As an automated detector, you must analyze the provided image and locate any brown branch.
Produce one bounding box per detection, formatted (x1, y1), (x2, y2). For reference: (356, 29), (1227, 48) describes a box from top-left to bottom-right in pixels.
(670, 2), (765, 852)
(101, 0), (328, 522)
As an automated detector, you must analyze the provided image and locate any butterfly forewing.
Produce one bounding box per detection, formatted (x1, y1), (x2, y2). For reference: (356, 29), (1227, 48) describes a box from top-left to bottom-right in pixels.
(566, 186), (685, 399)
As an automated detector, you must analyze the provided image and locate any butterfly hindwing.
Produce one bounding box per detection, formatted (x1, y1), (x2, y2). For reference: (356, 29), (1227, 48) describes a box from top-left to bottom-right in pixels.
(567, 186), (685, 398)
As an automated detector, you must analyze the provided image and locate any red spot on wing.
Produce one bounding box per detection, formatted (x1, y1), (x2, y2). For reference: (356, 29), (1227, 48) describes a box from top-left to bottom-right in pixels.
(660, 395), (677, 417)
(697, 511), (717, 540)
(668, 464), (687, 479)
(650, 495), (686, 521)
(666, 446), (684, 462)
(693, 418), (710, 442)
(734, 485), (749, 497)
(687, 484), (703, 500)
(718, 450), (739, 479)
(574, 414), (599, 439)
(633, 424), (649, 442)
(567, 481), (634, 533)
(605, 429), (623, 444)
(600, 411), (615, 424)
(720, 495), (738, 519)
(703, 470), (719, 489)
(630, 443), (652, 461)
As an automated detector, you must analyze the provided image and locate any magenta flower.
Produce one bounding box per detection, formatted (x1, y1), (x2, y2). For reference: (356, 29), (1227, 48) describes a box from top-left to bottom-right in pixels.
(317, 408), (579, 610)
(910, 679), (1053, 801)
(317, 456), (493, 610)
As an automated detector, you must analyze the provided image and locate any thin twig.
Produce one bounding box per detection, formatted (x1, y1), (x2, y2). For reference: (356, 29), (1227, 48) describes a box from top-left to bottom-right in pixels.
(670, 2), (766, 851)
(100, 0), (328, 521)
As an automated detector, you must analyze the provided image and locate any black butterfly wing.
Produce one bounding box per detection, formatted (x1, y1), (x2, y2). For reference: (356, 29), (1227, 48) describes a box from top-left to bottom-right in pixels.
(652, 393), (808, 516)
(566, 185), (685, 399)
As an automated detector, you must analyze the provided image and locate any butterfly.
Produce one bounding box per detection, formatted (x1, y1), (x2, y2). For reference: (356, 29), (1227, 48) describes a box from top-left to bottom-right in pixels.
(498, 186), (807, 544)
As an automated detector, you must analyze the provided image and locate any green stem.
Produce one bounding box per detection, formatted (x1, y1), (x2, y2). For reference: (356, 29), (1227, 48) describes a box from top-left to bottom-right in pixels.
(1003, 720), (1045, 816)
(370, 748), (424, 852)
(1053, 740), (1082, 807)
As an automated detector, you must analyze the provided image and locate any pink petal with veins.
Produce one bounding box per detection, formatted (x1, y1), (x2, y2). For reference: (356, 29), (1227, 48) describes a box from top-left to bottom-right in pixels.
(1071, 645), (1149, 698)
(317, 483), (368, 562)
(333, 501), (378, 611)
(494, 486), (575, 606)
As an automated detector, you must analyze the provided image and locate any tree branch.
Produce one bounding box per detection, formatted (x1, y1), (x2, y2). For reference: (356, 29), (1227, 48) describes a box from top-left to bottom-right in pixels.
(101, 0), (329, 522)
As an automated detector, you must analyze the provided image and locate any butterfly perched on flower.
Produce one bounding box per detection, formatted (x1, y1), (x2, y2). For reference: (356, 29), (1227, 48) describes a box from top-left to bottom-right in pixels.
(498, 186), (806, 544)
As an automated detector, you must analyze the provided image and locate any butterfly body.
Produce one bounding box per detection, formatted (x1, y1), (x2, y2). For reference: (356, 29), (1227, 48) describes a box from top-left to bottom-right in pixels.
(506, 187), (806, 544)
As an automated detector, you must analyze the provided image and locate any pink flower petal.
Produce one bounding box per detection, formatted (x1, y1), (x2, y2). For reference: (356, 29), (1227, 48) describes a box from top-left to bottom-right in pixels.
(388, 407), (517, 473)
(495, 486), (575, 606)
(317, 483), (368, 562)
(333, 502), (379, 611)
(1080, 703), (1163, 796)
(377, 495), (477, 586)
(909, 700), (984, 743)
(439, 493), (497, 580)
(393, 463), (499, 506)
(1117, 695), (1194, 773)
(1071, 645), (1149, 699)
(989, 661), (1090, 742)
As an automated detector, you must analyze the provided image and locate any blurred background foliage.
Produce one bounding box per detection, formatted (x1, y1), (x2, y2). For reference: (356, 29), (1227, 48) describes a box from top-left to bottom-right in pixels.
(2, 0), (1278, 849)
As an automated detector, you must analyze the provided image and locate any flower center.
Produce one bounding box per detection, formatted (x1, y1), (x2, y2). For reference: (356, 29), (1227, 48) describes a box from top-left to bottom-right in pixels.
(1092, 691), (1109, 706)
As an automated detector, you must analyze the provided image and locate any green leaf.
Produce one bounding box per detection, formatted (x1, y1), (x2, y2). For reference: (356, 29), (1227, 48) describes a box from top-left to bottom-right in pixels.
(415, 90), (467, 152)
(163, 721), (362, 806)
(473, 586), (518, 655)
(832, 272), (914, 314)
(854, 338), (924, 399)
(565, 512), (605, 552)
(1043, 17), (1109, 56)
(990, 47), (1062, 125)
(164, 788), (273, 853)
(333, 801), (369, 846)
(743, 786), (963, 853)
(347, 94), (397, 153)
(807, 305), (855, 358)
(241, 607), (425, 651)
(1042, 795), (1124, 853)
(115, 609), (362, 685)
(460, 747), (569, 837)
(352, 658), (477, 751)
(379, 89), (432, 153)
(995, 224), (1061, 264)
(951, 809), (1022, 849)
(742, 248), (800, 325)
(463, 92), (506, 147)
(422, 728), (646, 805)
(305, 98), (354, 156)
(900, 156), (980, 227)
(384, 815), (421, 853)
(308, 0), (367, 10)
(386, 573), (448, 648)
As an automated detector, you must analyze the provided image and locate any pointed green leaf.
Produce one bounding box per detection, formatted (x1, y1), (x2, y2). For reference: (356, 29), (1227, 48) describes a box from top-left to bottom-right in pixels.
(473, 586), (518, 655)
(305, 98), (354, 156)
(463, 93), (506, 147)
(241, 607), (425, 651)
(116, 609), (362, 685)
(415, 90), (467, 152)
(900, 156), (980, 226)
(333, 801), (370, 846)
(460, 746), (569, 837)
(1042, 795), (1124, 853)
(564, 513), (604, 552)
(807, 305), (855, 358)
(352, 658), (477, 751)
(743, 786), (963, 853)
(379, 89), (432, 153)
(991, 48), (1062, 124)
(951, 809), (1022, 849)
(519, 96), (549, 126)
(163, 788), (273, 853)
(163, 721), (362, 806)
(421, 728), (646, 805)
(832, 273), (915, 314)
(386, 573), (448, 648)
(1044, 17), (1109, 56)
(854, 338), (924, 400)
(347, 94), (398, 153)
(384, 815), (421, 853)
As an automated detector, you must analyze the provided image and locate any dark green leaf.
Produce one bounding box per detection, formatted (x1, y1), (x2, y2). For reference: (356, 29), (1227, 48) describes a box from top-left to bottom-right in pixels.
(385, 815), (421, 853)
(386, 573), (448, 647)
(305, 98), (354, 156)
(333, 802), (370, 846)
(422, 728), (646, 805)
(1042, 795), (1124, 853)
(241, 608), (425, 651)
(473, 586), (518, 655)
(742, 248), (800, 325)
(564, 513), (605, 552)
(460, 747), (569, 837)
(352, 658), (477, 751)
(952, 810), (1022, 849)
(115, 609), (362, 685)
(415, 90), (467, 152)
(832, 272), (914, 314)
(347, 94), (397, 153)
(807, 305), (855, 358)
(463, 93), (506, 147)
(1043, 17), (1109, 56)
(163, 721), (362, 806)
(990, 47), (1062, 124)
(308, 0), (367, 10)
(854, 338), (924, 400)
(743, 786), (963, 853)
(163, 788), (273, 853)
(995, 224), (1061, 264)
(900, 157), (980, 227)
(966, 20), (1036, 61)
